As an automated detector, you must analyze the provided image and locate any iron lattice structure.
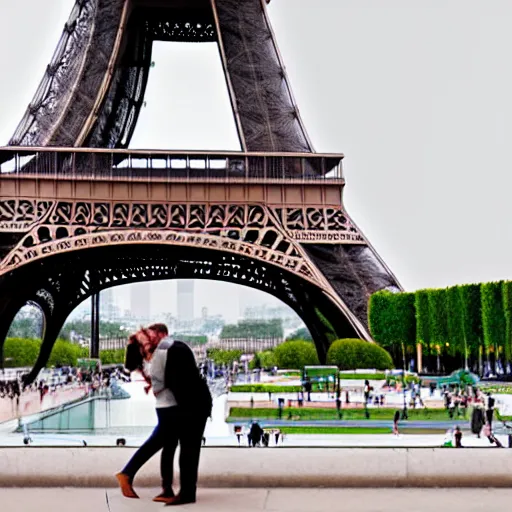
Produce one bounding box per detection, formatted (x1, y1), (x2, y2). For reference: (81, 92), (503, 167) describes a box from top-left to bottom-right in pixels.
(0, 0), (401, 381)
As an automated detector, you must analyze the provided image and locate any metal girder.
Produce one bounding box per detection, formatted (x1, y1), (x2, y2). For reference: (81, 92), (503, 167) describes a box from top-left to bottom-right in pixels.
(1, 244), (359, 383)
(9, 0), (312, 152)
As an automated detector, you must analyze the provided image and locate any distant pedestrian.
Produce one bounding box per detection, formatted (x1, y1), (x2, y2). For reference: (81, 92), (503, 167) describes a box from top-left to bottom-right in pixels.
(454, 426), (462, 448)
(336, 391), (342, 419)
(304, 380), (312, 401)
(485, 392), (495, 427)
(363, 380), (370, 405)
(393, 410), (400, 435)
(471, 404), (485, 437)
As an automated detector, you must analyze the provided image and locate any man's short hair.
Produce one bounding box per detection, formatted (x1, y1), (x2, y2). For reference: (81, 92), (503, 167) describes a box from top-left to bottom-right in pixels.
(148, 323), (169, 336)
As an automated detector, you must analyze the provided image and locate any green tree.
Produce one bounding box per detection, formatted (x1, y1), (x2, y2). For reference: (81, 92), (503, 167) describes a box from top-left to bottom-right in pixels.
(7, 305), (44, 339)
(286, 327), (312, 342)
(250, 352), (262, 369)
(326, 339), (394, 370)
(415, 290), (431, 352)
(259, 350), (277, 369)
(502, 281), (512, 366)
(2, 338), (89, 368)
(59, 320), (125, 341)
(446, 286), (466, 363)
(273, 340), (319, 370)
(481, 281), (506, 369)
(459, 283), (483, 370)
(368, 291), (416, 354)
(220, 319), (283, 339)
(206, 348), (243, 366)
(249, 350), (278, 370)
(173, 334), (208, 345)
(100, 349), (126, 365)
(48, 340), (83, 367)
(368, 291), (393, 349)
(3, 338), (42, 367)
(428, 288), (449, 360)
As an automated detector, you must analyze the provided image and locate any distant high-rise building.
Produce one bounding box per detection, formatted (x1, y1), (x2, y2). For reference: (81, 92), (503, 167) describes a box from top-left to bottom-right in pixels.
(130, 282), (152, 323)
(101, 288), (117, 321)
(201, 307), (208, 319)
(177, 280), (194, 321)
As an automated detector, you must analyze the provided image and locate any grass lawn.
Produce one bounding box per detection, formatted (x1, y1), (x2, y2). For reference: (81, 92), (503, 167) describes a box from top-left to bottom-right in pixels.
(270, 426), (447, 435)
(338, 373), (386, 380)
(480, 384), (512, 395)
(230, 385), (302, 393)
(280, 371), (301, 377)
(228, 406), (455, 422)
(276, 426), (391, 435)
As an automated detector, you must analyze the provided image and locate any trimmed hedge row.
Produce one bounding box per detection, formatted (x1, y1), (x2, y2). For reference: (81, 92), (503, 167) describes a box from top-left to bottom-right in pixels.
(230, 384), (302, 393)
(369, 280), (512, 372)
(2, 338), (123, 368)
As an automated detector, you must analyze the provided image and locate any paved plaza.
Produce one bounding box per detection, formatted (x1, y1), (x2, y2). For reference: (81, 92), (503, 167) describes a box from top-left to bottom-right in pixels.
(0, 385), (87, 423)
(1, 380), (510, 448)
(1, 488), (511, 512)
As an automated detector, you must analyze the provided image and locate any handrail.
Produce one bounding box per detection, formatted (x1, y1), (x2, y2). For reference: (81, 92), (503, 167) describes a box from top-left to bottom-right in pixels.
(0, 146), (344, 159)
(0, 147), (344, 181)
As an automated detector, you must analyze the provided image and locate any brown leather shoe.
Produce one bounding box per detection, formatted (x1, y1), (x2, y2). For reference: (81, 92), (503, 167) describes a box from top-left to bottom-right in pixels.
(115, 472), (139, 499)
(164, 494), (196, 506)
(153, 491), (176, 503)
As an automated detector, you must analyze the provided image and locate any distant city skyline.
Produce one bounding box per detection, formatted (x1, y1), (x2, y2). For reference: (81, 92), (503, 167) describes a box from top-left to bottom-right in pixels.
(72, 280), (289, 324)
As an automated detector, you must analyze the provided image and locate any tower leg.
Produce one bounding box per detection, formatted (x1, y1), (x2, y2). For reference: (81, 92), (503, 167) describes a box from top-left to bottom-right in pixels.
(90, 293), (100, 359)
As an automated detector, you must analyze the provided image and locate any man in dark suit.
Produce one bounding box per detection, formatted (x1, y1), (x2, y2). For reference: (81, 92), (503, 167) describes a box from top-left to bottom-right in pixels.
(116, 324), (211, 506)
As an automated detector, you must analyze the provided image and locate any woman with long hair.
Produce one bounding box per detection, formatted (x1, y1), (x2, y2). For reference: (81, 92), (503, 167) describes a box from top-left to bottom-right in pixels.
(116, 329), (179, 503)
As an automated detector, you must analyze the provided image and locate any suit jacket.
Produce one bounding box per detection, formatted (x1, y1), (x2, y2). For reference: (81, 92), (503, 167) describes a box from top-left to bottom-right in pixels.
(164, 340), (212, 418)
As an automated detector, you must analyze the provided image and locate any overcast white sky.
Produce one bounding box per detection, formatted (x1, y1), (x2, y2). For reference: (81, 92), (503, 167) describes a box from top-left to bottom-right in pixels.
(1, 0), (512, 321)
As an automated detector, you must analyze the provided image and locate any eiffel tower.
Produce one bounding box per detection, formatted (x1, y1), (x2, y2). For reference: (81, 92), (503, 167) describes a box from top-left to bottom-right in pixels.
(0, 0), (401, 382)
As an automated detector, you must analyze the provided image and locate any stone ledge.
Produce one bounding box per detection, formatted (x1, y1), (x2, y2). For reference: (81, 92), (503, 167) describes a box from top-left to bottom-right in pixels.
(0, 447), (511, 488)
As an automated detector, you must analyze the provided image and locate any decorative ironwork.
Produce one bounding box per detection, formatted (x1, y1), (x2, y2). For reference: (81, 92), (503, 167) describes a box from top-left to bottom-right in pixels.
(0, 199), (364, 291)
(0, 200), (358, 232)
(146, 19), (216, 42)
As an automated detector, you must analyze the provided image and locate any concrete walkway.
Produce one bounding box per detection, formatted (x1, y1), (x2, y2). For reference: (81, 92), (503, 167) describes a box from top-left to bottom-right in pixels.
(3, 447), (512, 487)
(2, 488), (512, 512)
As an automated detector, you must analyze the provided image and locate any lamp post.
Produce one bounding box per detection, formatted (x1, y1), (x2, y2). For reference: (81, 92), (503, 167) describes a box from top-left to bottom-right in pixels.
(90, 292), (100, 359)
(463, 337), (469, 372)
(401, 342), (408, 420)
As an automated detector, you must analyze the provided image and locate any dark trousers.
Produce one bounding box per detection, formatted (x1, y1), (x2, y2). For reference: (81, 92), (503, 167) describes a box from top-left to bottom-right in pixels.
(122, 406), (179, 492)
(122, 406), (207, 497)
(178, 412), (208, 499)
